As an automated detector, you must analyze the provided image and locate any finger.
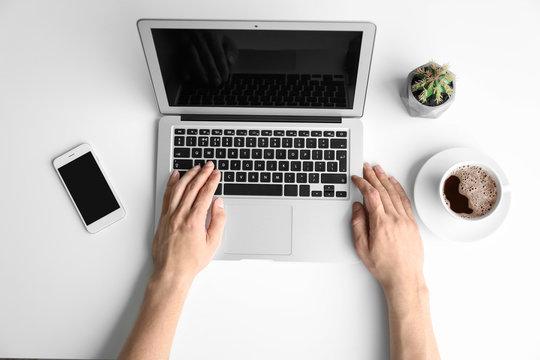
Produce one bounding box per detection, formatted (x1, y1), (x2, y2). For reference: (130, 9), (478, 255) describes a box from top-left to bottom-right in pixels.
(363, 162), (396, 213)
(207, 197), (226, 249)
(168, 165), (201, 213)
(161, 170), (180, 215)
(350, 202), (374, 270)
(373, 165), (406, 215)
(351, 175), (385, 217)
(194, 31), (221, 86)
(177, 161), (216, 212)
(190, 168), (221, 220)
(206, 32), (229, 82)
(223, 36), (239, 66)
(390, 176), (415, 220)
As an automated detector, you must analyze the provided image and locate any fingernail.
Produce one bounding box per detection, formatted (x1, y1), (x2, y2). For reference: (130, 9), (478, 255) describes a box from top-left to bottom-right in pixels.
(193, 165), (201, 170)
(205, 161), (214, 167)
(171, 170), (179, 178)
(373, 165), (384, 174)
(215, 197), (224, 208)
(363, 162), (371, 169)
(212, 169), (219, 175)
(390, 176), (398, 184)
(353, 202), (361, 211)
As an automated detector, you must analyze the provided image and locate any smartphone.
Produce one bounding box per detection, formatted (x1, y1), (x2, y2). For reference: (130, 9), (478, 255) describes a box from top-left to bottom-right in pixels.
(53, 143), (125, 233)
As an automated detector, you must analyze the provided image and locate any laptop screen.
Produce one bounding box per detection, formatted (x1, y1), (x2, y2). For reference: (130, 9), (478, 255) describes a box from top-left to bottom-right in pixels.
(151, 29), (362, 110)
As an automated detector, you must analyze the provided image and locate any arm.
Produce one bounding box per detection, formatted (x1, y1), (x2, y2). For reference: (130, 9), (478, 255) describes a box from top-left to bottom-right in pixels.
(350, 163), (440, 360)
(118, 161), (226, 360)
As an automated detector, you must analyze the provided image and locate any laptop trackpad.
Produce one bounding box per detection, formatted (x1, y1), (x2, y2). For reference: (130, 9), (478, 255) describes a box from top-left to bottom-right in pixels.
(223, 204), (292, 255)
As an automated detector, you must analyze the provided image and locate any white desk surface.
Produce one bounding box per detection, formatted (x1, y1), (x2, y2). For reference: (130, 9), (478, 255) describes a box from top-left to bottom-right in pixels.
(1, 0), (539, 359)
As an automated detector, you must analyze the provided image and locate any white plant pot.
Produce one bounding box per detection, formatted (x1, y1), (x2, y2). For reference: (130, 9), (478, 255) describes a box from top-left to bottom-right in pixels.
(403, 63), (455, 118)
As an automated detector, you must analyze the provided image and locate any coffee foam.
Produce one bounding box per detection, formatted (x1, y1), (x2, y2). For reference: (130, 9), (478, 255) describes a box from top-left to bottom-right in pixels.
(444, 165), (498, 218)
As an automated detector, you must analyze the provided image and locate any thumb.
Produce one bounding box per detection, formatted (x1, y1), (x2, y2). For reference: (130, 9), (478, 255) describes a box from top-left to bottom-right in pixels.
(207, 197), (226, 249)
(350, 202), (371, 265)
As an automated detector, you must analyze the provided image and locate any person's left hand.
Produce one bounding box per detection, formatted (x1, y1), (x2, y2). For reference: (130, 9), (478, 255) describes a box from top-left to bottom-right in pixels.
(151, 162), (226, 285)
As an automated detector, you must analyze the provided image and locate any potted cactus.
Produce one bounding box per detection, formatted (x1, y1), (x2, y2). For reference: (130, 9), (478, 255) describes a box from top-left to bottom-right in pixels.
(403, 61), (455, 118)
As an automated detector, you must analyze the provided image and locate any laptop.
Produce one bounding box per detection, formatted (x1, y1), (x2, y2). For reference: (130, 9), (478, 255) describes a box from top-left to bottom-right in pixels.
(137, 19), (376, 262)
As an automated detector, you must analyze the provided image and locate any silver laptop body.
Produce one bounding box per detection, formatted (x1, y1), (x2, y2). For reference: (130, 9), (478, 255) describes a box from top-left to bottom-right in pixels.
(138, 19), (376, 262)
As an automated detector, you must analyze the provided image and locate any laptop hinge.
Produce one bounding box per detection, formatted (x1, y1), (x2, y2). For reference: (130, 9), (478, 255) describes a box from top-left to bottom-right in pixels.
(180, 114), (342, 123)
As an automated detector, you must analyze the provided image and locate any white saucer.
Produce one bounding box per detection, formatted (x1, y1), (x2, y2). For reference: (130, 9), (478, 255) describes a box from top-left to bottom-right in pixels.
(414, 148), (511, 241)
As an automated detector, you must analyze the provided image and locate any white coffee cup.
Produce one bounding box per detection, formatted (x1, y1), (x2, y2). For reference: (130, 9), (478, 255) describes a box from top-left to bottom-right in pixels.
(439, 162), (509, 221)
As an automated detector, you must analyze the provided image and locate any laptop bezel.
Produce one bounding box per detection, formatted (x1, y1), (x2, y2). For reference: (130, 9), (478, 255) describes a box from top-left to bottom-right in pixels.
(137, 19), (376, 118)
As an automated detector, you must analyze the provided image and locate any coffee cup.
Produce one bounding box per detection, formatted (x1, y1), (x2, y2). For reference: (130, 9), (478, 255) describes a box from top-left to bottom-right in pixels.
(439, 162), (509, 221)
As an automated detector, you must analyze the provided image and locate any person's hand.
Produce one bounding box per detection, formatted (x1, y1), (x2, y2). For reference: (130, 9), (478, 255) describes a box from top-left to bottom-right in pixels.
(151, 162), (226, 285)
(350, 163), (425, 295)
(181, 30), (239, 86)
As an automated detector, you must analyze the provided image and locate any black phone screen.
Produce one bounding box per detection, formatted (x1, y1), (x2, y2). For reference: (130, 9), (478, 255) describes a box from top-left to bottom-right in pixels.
(58, 152), (120, 225)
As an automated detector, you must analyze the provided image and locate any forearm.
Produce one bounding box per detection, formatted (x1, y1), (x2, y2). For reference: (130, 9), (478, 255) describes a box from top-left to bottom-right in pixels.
(385, 279), (440, 360)
(118, 274), (193, 360)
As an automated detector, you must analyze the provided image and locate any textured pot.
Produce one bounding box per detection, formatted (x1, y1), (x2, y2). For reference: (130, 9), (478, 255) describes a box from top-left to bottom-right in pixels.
(403, 63), (455, 118)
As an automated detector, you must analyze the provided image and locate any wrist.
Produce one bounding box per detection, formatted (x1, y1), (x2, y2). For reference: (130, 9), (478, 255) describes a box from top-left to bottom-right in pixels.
(148, 270), (195, 295)
(383, 274), (429, 305)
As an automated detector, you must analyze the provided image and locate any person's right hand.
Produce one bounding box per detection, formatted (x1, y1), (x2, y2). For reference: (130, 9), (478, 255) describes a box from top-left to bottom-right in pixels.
(350, 163), (425, 295)
(151, 162), (226, 287)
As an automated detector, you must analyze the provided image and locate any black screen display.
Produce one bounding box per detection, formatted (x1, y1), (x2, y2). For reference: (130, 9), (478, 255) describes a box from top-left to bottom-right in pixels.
(58, 152), (120, 225)
(152, 29), (362, 109)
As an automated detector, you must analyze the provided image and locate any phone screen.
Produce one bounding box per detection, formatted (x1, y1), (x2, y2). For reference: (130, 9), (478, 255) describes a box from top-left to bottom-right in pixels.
(58, 152), (120, 225)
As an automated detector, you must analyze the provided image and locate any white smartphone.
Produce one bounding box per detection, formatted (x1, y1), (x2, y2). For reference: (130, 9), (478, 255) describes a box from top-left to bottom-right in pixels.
(53, 143), (126, 233)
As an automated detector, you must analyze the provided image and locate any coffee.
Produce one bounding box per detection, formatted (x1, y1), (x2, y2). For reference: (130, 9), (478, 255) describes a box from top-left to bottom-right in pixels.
(442, 165), (498, 219)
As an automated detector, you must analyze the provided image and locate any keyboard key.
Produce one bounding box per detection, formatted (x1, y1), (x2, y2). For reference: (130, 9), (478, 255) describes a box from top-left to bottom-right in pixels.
(199, 129), (210, 135)
(216, 148), (226, 158)
(225, 184), (282, 196)
(236, 172), (247, 182)
(297, 173), (307, 183)
(174, 136), (185, 146)
(248, 172), (259, 182)
(286, 130), (297, 136)
(299, 130), (309, 137)
(306, 138), (317, 148)
(270, 138), (281, 148)
(336, 191), (347, 198)
(324, 185), (335, 192)
(267, 161), (277, 171)
(324, 190), (335, 197)
(327, 162), (338, 172)
(323, 131), (335, 137)
(252, 149), (262, 159)
(276, 149), (286, 159)
(284, 185), (298, 196)
(312, 150), (322, 160)
(192, 148), (202, 158)
(187, 129), (198, 135)
(215, 183), (222, 195)
(222, 137), (233, 147)
(175, 128), (186, 135)
(294, 138), (305, 148)
(264, 149), (274, 159)
(204, 148), (214, 158)
(236, 129), (247, 136)
(210, 137), (220, 147)
(211, 129), (223, 135)
(249, 130), (260, 136)
(174, 148), (190, 158)
(261, 130), (272, 136)
(272, 172), (283, 183)
(278, 161), (289, 171)
(258, 137), (269, 147)
(337, 150), (347, 172)
(318, 138), (329, 148)
(300, 185), (310, 197)
(174, 159), (193, 169)
(300, 150), (310, 159)
(291, 161), (301, 171)
(282, 138), (293, 148)
(186, 136), (197, 146)
(242, 160), (253, 170)
(315, 162), (325, 172)
(311, 190), (322, 197)
(336, 131), (347, 137)
(273, 130), (285, 136)
(234, 137), (245, 147)
(330, 139), (347, 148)
(302, 161), (313, 172)
(311, 130), (322, 137)
(194, 159), (205, 167)
(309, 173), (320, 183)
(224, 172), (234, 182)
(288, 150), (299, 159)
(321, 173), (347, 184)
(324, 150), (335, 160)
(255, 161), (265, 170)
(218, 160), (229, 170)
(246, 137), (257, 147)
(228, 149), (238, 158)
(240, 149), (250, 159)
(285, 173), (295, 183)
(225, 129), (235, 135)
(231, 160), (241, 170)
(260, 172), (271, 182)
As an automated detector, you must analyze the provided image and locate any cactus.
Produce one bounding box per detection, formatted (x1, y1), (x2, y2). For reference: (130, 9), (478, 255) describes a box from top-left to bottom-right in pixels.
(412, 61), (455, 105)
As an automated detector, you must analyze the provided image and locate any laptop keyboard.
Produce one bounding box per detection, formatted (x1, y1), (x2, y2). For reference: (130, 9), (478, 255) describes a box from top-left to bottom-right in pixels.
(177, 73), (348, 108)
(172, 127), (349, 199)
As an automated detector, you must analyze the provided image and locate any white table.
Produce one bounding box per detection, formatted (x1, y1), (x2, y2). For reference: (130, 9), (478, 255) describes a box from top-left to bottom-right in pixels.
(1, 1), (539, 359)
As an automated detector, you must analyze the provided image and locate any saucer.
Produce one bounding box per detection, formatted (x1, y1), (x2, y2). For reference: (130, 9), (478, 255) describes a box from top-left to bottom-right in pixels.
(413, 148), (511, 241)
